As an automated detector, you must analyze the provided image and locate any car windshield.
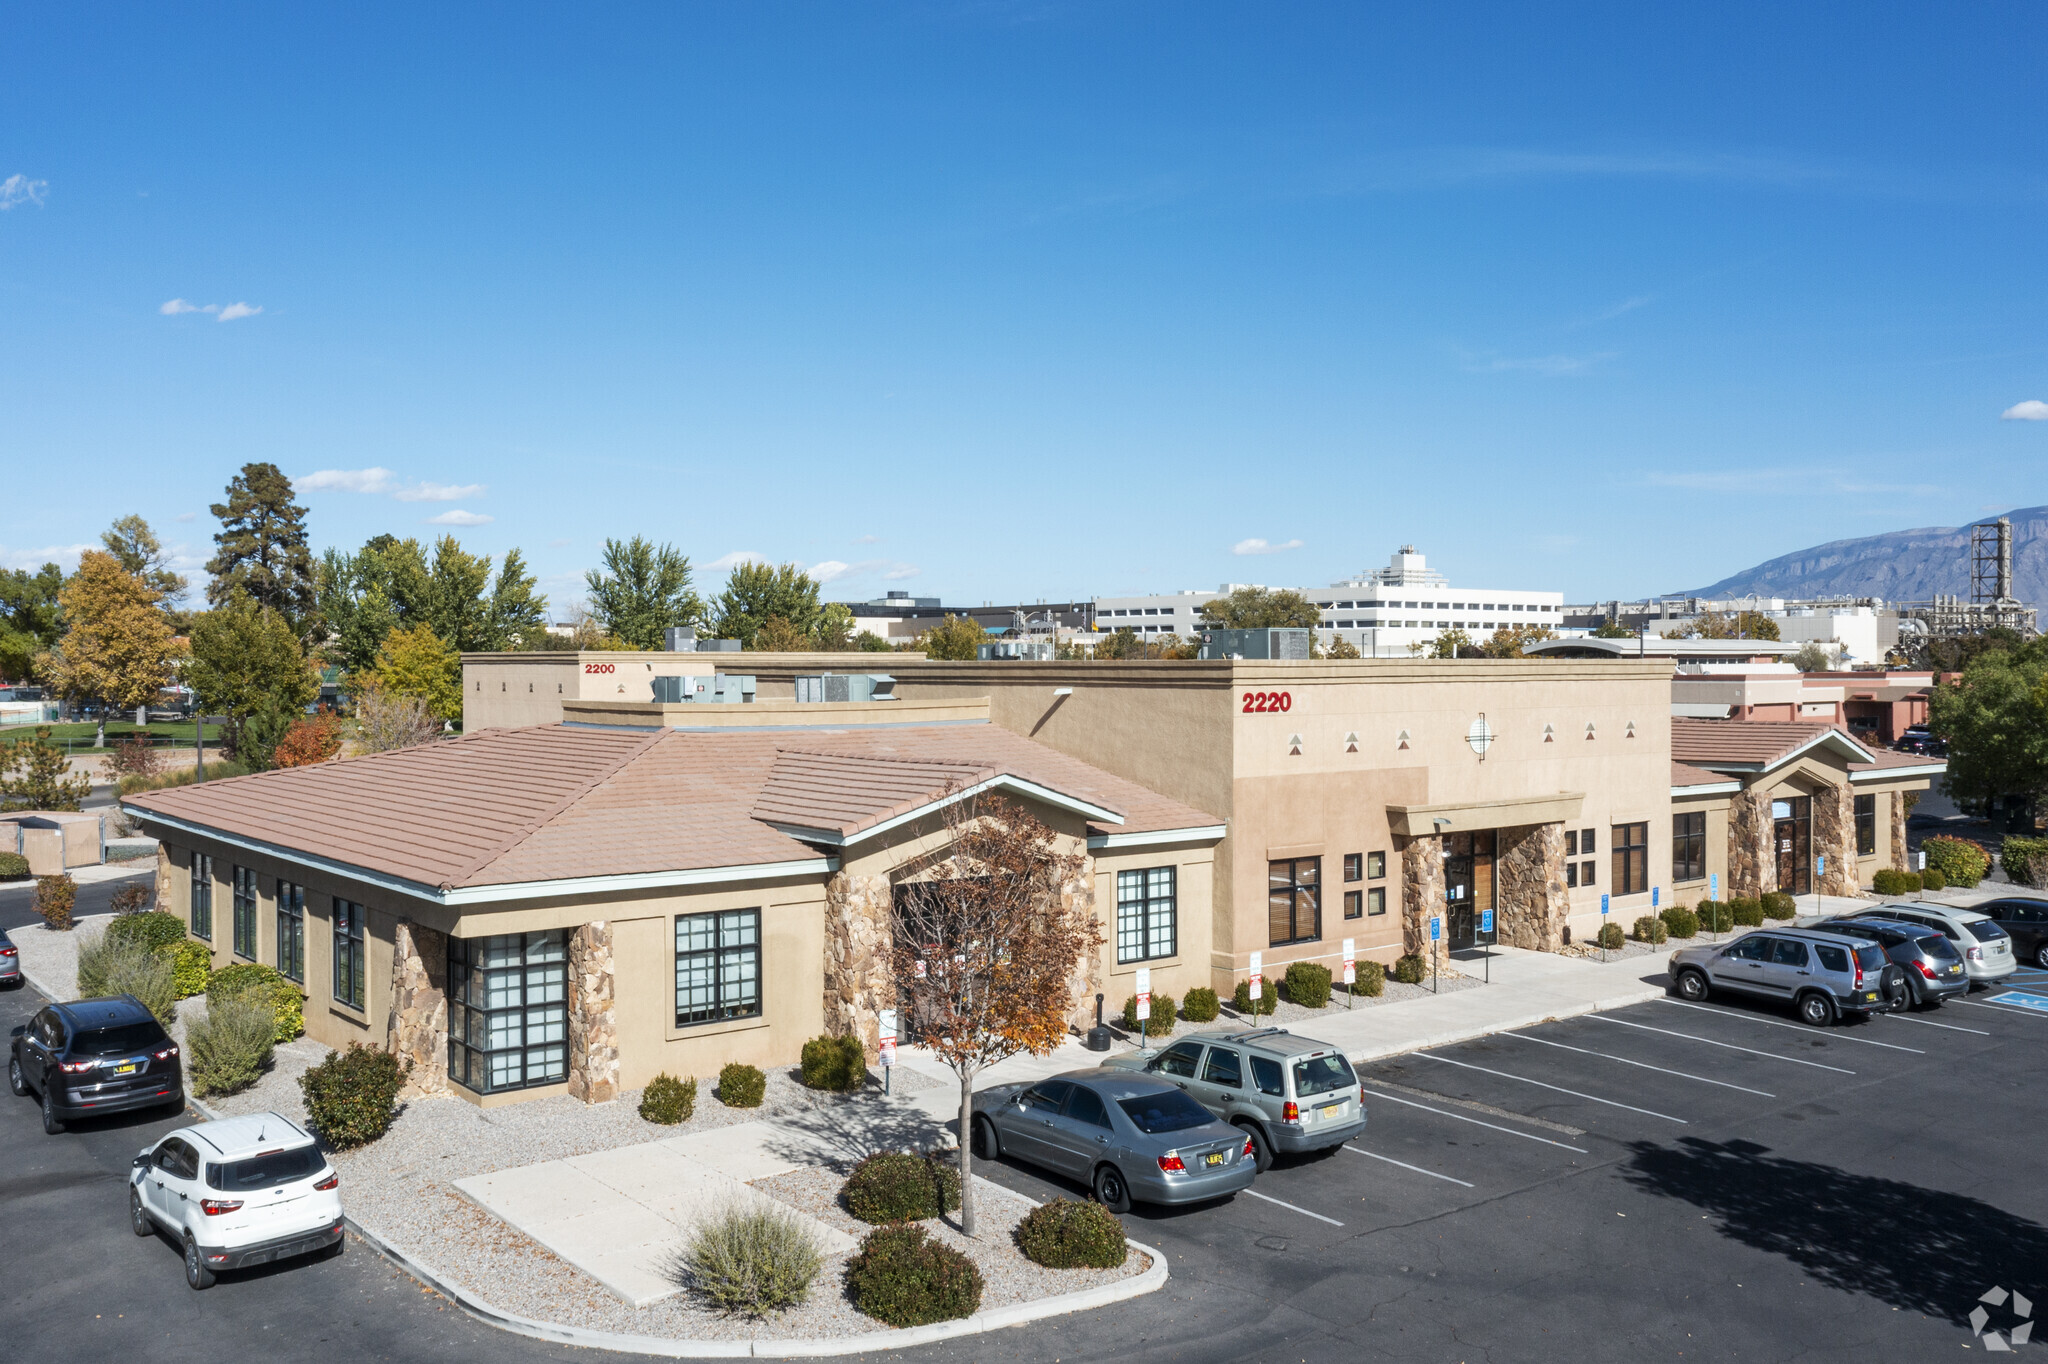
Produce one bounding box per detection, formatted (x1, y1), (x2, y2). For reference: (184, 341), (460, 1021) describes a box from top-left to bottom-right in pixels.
(1292, 1054), (1357, 1098)
(1965, 921), (2008, 942)
(208, 1145), (325, 1192)
(1116, 1089), (1215, 1135)
(70, 1021), (167, 1056)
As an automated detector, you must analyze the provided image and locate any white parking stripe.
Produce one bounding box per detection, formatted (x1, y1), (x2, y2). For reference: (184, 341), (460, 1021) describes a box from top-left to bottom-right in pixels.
(1501, 1030), (1776, 1097)
(1658, 999), (1925, 1053)
(1583, 1014), (1856, 1074)
(1881, 1012), (1989, 1035)
(1411, 1052), (1689, 1124)
(1343, 1145), (1475, 1187)
(1243, 1189), (1345, 1225)
(1359, 1084), (1589, 1153)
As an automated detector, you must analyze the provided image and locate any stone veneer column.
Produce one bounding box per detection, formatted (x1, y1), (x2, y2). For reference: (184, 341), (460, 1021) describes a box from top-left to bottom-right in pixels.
(1727, 787), (1776, 900)
(824, 871), (895, 1057)
(156, 843), (174, 913)
(386, 920), (449, 1098)
(567, 921), (618, 1104)
(1891, 792), (1910, 873)
(1811, 783), (1860, 896)
(1496, 823), (1568, 951)
(1399, 835), (1444, 957)
(1060, 858), (1101, 1033)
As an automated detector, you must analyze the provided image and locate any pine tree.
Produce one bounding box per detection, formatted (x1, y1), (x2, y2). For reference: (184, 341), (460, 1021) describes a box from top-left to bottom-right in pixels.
(206, 463), (317, 632)
(0, 727), (94, 812)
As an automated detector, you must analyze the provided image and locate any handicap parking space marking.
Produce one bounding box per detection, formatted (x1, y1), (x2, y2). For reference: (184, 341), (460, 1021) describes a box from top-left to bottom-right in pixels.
(1501, 1029), (1776, 1098)
(1953, 996), (2048, 1021)
(1359, 1082), (1589, 1154)
(1411, 1052), (1689, 1124)
(1342, 1144), (1475, 1188)
(1243, 1188), (1345, 1226)
(1880, 1011), (1990, 1035)
(1658, 998), (1925, 1053)
(1970, 991), (2048, 1017)
(1585, 1013), (1856, 1074)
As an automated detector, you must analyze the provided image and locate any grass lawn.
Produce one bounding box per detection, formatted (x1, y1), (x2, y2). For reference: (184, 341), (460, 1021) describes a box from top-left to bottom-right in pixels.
(0, 721), (220, 752)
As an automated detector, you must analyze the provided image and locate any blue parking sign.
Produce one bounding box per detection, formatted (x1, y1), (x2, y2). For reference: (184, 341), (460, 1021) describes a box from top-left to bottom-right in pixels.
(1480, 909), (1494, 934)
(1817, 855), (1826, 877)
(1600, 894), (1610, 916)
(1710, 873), (1719, 898)
(1652, 887), (1660, 909)
(1429, 916), (1442, 942)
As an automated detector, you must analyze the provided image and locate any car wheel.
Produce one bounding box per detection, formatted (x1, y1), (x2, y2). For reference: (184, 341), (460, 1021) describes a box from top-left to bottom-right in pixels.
(183, 1234), (215, 1291)
(1798, 991), (1837, 1028)
(41, 1086), (62, 1135)
(1675, 968), (1710, 1002)
(1236, 1120), (1273, 1173)
(7, 1055), (25, 1097)
(1092, 1163), (1132, 1215)
(2036, 943), (2048, 970)
(972, 1115), (1001, 1162)
(130, 1188), (153, 1238)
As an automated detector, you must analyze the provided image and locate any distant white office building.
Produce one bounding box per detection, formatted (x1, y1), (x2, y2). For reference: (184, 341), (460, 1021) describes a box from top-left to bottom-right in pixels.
(1092, 547), (1563, 656)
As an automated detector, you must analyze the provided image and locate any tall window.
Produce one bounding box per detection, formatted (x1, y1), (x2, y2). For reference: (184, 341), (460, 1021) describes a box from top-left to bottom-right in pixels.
(1267, 857), (1321, 946)
(1673, 812), (1706, 883)
(1116, 867), (1177, 963)
(447, 931), (568, 1094)
(1611, 822), (1648, 896)
(1854, 795), (1876, 857)
(231, 866), (258, 959)
(675, 910), (762, 1026)
(276, 880), (305, 983)
(333, 899), (366, 1010)
(189, 854), (213, 941)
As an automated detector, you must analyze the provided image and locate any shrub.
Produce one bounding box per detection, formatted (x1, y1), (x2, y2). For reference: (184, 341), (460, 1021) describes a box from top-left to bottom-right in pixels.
(106, 734), (162, 781)
(1871, 867), (1921, 896)
(1729, 897), (1765, 927)
(1284, 960), (1333, 1009)
(1922, 868), (1947, 891)
(800, 1034), (867, 1092)
(186, 992), (276, 1096)
(299, 1043), (410, 1150)
(1923, 835), (1990, 889)
(717, 1062), (766, 1108)
(0, 851), (27, 879)
(107, 909), (184, 953)
(843, 1150), (961, 1224)
(1760, 891), (1797, 920)
(1596, 922), (1625, 950)
(1392, 954), (1427, 985)
(1694, 899), (1734, 933)
(35, 873), (76, 930)
(1351, 958), (1387, 997)
(1231, 980), (1278, 1014)
(206, 963), (303, 1043)
(109, 882), (154, 915)
(115, 759), (249, 797)
(675, 1200), (823, 1317)
(1016, 1197), (1128, 1269)
(1631, 915), (1668, 945)
(2001, 836), (2048, 889)
(76, 928), (179, 1025)
(168, 939), (211, 998)
(272, 714), (344, 768)
(1660, 905), (1699, 939)
(845, 1222), (984, 1328)
(640, 1072), (698, 1124)
(1181, 986), (1220, 1022)
(1120, 991), (1177, 1037)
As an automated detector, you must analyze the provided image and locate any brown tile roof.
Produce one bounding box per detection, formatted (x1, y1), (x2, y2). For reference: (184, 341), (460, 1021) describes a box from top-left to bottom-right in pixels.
(124, 722), (1216, 895)
(1670, 761), (1737, 789)
(1670, 717), (1876, 770)
(1848, 747), (1947, 776)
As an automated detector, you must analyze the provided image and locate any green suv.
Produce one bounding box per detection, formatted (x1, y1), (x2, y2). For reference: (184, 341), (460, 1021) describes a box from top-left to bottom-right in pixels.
(1101, 1027), (1366, 1171)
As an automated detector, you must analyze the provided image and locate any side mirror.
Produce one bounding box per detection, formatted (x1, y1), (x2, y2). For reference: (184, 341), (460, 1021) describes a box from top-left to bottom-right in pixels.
(132, 1154), (151, 1169)
(8, 1026), (22, 1039)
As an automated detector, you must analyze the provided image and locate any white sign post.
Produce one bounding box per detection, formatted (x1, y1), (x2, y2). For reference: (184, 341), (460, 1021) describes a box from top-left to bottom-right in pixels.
(1135, 967), (1152, 1050)
(1248, 951), (1263, 1013)
(1342, 938), (1356, 1009)
(878, 1008), (898, 1095)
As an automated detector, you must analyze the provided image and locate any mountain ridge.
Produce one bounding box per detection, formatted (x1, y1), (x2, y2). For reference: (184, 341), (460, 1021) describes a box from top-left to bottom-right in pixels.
(1674, 505), (2048, 606)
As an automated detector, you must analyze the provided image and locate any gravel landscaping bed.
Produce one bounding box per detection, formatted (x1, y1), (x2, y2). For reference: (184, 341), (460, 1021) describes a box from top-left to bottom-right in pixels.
(1558, 938), (1668, 964)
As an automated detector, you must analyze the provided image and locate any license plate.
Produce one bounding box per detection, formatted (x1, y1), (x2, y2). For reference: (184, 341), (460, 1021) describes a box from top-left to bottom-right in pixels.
(1205, 1151), (1225, 1167)
(1322, 1103), (1343, 1119)
(114, 1063), (139, 1075)
(1861, 992), (1878, 1002)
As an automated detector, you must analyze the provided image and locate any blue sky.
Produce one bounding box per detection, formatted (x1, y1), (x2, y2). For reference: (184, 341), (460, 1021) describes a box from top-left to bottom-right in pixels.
(3, 4), (2044, 612)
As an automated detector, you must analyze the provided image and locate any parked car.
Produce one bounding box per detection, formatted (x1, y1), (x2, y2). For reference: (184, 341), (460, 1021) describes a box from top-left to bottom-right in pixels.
(9, 996), (183, 1134)
(131, 1112), (344, 1289)
(1100, 1027), (1367, 1171)
(0, 929), (19, 988)
(1825, 916), (1969, 1008)
(1897, 726), (1947, 756)
(972, 1068), (1259, 1212)
(1856, 903), (2018, 988)
(1668, 928), (1899, 1025)
(1965, 896), (2048, 970)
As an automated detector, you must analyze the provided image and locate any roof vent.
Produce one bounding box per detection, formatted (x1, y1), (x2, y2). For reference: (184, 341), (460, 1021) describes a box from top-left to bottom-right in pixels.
(794, 673), (896, 703)
(652, 674), (756, 704)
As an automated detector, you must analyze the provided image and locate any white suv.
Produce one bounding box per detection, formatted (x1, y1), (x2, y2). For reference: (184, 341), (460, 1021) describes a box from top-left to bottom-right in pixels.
(129, 1112), (345, 1289)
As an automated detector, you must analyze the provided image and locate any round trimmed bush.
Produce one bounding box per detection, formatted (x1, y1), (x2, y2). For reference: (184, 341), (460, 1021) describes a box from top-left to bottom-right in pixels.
(1631, 915), (1668, 945)
(1352, 958), (1387, 997)
(717, 1062), (766, 1108)
(1729, 897), (1765, 928)
(1284, 960), (1332, 1009)
(1596, 922), (1625, 950)
(800, 1034), (867, 1092)
(1016, 1197), (1128, 1269)
(843, 1151), (961, 1224)
(0, 851), (29, 880)
(300, 1043), (410, 1150)
(1694, 900), (1734, 933)
(1392, 954), (1427, 985)
(2000, 835), (2048, 889)
(1760, 891), (1797, 920)
(640, 1072), (698, 1124)
(846, 1223), (983, 1327)
(1120, 991), (1176, 1036)
(1659, 905), (1699, 938)
(108, 882), (154, 915)
(106, 910), (184, 953)
(1231, 980), (1277, 1015)
(168, 939), (211, 998)
(677, 1200), (822, 1317)
(1923, 835), (1990, 888)
(1180, 987), (1220, 1022)
(35, 873), (76, 930)
(206, 963), (304, 1043)
(187, 992), (275, 1096)
(1922, 868), (1947, 891)
(1871, 867), (1922, 896)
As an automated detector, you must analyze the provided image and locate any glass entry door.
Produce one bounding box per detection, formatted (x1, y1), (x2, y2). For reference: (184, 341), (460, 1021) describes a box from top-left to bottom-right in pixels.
(1443, 831), (1497, 949)
(1772, 796), (1811, 896)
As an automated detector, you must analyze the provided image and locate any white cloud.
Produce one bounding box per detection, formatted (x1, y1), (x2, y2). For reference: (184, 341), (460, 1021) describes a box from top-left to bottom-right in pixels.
(1232, 537), (1304, 556)
(547, 537), (571, 548)
(0, 175), (47, 210)
(216, 302), (262, 322)
(883, 564), (921, 580)
(159, 298), (263, 320)
(393, 481), (486, 502)
(809, 560), (852, 584)
(174, 512), (196, 522)
(300, 467), (396, 494)
(1, 542), (94, 572)
(160, 298), (211, 316)
(2002, 400), (2048, 421)
(427, 509), (494, 527)
(853, 534), (881, 545)
(707, 550), (768, 571)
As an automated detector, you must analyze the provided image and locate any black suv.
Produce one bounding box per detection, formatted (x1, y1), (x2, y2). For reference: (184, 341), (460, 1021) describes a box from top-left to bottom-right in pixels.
(9, 997), (184, 1134)
(1969, 897), (2048, 971)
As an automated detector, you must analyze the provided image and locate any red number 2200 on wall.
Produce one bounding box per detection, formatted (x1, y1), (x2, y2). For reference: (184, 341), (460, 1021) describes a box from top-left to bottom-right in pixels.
(1241, 691), (1292, 713)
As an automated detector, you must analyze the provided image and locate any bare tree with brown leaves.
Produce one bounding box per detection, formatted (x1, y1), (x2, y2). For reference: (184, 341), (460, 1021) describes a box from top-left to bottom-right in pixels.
(887, 792), (1099, 1238)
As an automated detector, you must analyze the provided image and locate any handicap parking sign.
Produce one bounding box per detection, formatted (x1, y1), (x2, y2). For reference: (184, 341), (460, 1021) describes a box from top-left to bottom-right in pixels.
(1600, 894), (1610, 916)
(1480, 909), (1494, 934)
(1429, 916), (1442, 942)
(1652, 887), (1659, 909)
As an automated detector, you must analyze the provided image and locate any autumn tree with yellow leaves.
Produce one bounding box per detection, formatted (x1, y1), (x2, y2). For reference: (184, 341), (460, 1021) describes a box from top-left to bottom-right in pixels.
(40, 551), (180, 713)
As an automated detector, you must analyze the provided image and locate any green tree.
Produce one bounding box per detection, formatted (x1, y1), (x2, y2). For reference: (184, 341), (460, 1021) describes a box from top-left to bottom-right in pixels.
(1673, 609), (1780, 641)
(0, 562), (66, 683)
(1589, 619), (1635, 639)
(320, 536), (549, 672)
(41, 551), (180, 712)
(1914, 627), (2027, 673)
(1482, 623), (1558, 658)
(856, 630), (895, 653)
(914, 614), (988, 661)
(101, 515), (189, 609)
(0, 727), (93, 811)
(1197, 587), (1321, 630)
(206, 463), (317, 633)
(484, 548), (548, 649)
(316, 542), (402, 677)
(752, 616), (813, 652)
(584, 537), (702, 650)
(1929, 649), (2048, 819)
(1410, 628), (1475, 658)
(715, 562), (823, 648)
(814, 602), (857, 652)
(187, 589), (319, 760)
(373, 624), (462, 723)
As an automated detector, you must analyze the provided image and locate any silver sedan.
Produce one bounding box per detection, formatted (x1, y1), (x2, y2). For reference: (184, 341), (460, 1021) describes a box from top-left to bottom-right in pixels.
(971, 1068), (1258, 1212)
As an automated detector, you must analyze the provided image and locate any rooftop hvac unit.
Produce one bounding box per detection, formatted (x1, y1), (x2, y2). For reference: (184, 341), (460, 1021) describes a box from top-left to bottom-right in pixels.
(651, 674), (756, 704)
(793, 672), (897, 703)
(977, 640), (1054, 661)
(663, 626), (697, 651)
(1197, 628), (1313, 661)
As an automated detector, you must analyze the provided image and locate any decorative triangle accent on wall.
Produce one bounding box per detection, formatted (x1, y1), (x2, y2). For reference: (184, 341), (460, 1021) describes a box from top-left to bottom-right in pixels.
(1344, 731), (1359, 754)
(1625, 720), (1636, 739)
(1542, 723), (1555, 743)
(1288, 734), (1303, 756)
(1584, 721), (1597, 740)
(1396, 727), (1411, 751)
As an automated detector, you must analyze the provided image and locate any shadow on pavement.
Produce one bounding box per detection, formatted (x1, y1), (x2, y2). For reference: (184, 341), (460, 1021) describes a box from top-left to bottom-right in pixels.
(1620, 1136), (2048, 1326)
(756, 1095), (952, 1172)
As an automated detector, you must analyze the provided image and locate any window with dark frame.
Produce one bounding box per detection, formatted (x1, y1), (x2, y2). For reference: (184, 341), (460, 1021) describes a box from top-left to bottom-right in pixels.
(1565, 830), (1579, 857)
(1344, 890), (1362, 919)
(1581, 827), (1597, 854)
(1344, 854), (1362, 882)
(189, 854), (213, 941)
(1567, 862), (1579, 889)
(446, 931), (568, 1095)
(1611, 822), (1648, 896)
(1116, 867), (1177, 964)
(231, 866), (257, 959)
(275, 880), (305, 983)
(1366, 886), (1386, 916)
(1267, 857), (1321, 946)
(1854, 794), (1876, 856)
(1367, 851), (1386, 879)
(333, 898), (366, 1009)
(1582, 860), (1597, 886)
(1673, 811), (1707, 883)
(675, 909), (762, 1027)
